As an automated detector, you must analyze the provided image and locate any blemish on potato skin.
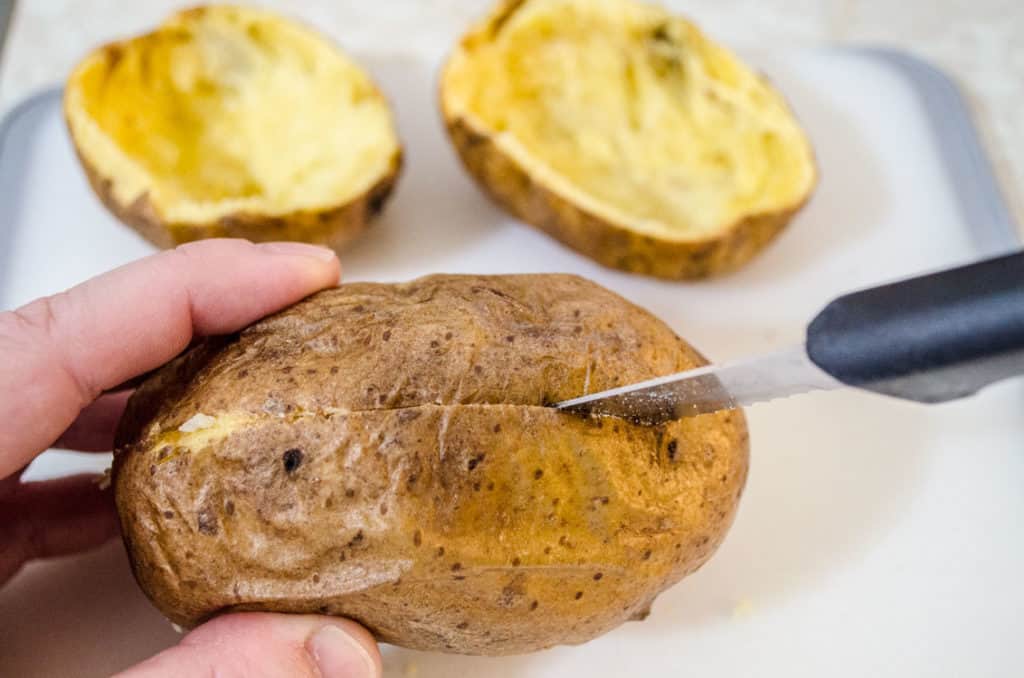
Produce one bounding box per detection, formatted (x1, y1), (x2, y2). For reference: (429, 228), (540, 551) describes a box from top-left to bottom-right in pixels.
(163, 510), (174, 519)
(197, 508), (218, 536)
(533, 469), (544, 480)
(667, 439), (678, 461)
(456, 621), (469, 630)
(593, 572), (603, 581)
(451, 563), (462, 572)
(413, 530), (422, 546)
(575, 591), (584, 600)
(436, 546), (445, 557)
(224, 500), (235, 516)
(530, 600), (539, 611)
(642, 549), (652, 560)
(282, 448), (303, 474)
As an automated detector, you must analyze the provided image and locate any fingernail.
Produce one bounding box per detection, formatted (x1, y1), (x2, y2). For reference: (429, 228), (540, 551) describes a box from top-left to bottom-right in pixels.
(308, 625), (378, 678)
(260, 241), (338, 262)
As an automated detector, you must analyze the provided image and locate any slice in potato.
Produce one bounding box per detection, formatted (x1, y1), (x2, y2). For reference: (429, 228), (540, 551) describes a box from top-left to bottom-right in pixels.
(65, 5), (401, 249)
(441, 0), (817, 279)
(113, 274), (749, 654)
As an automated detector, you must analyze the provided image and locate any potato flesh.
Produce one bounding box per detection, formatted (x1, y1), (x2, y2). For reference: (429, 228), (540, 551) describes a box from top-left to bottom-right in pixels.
(70, 7), (397, 221)
(445, 0), (815, 238)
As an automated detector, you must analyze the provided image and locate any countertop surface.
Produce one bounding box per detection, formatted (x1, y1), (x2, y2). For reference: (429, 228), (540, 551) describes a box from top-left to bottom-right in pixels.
(1, 0), (1022, 227)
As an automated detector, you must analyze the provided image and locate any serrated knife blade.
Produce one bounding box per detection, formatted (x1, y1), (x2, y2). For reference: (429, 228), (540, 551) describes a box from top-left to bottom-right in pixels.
(555, 345), (843, 424)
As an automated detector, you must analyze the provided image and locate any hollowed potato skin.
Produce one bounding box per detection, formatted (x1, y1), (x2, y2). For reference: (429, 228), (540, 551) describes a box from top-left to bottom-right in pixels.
(113, 274), (749, 654)
(74, 146), (401, 251)
(445, 118), (804, 279)
(64, 5), (402, 251)
(440, 0), (816, 280)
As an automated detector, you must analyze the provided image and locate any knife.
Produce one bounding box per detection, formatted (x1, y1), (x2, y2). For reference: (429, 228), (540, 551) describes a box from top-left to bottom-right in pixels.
(557, 250), (1024, 424)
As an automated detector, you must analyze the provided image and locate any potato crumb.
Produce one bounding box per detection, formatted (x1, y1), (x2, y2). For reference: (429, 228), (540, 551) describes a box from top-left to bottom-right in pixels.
(404, 663), (419, 677)
(95, 467), (112, 490)
(170, 622), (186, 634)
(732, 598), (755, 619)
(179, 413), (216, 433)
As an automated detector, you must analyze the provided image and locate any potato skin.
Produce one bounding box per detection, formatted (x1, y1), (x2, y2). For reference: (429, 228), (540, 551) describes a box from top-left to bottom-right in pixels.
(444, 118), (804, 279)
(71, 127), (401, 251)
(64, 5), (402, 251)
(113, 274), (749, 654)
(440, 0), (815, 280)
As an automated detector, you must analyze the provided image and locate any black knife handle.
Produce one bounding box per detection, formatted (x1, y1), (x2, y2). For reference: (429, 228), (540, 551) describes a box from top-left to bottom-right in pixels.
(806, 250), (1024, 402)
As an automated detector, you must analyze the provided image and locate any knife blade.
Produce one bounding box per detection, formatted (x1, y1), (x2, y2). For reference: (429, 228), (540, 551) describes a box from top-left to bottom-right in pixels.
(556, 250), (1024, 424)
(556, 345), (842, 423)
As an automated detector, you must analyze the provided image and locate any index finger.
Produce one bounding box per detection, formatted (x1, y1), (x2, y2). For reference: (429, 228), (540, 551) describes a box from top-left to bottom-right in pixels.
(0, 239), (340, 476)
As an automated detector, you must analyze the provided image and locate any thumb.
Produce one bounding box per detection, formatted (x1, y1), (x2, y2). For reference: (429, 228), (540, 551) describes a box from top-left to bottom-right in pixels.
(117, 613), (381, 678)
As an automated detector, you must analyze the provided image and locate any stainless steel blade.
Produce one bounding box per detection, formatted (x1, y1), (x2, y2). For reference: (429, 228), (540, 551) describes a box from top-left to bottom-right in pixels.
(555, 345), (844, 424)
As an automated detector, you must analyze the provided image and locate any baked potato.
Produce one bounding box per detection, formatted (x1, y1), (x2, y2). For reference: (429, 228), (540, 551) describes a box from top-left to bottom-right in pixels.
(441, 0), (817, 279)
(64, 5), (401, 250)
(113, 274), (749, 654)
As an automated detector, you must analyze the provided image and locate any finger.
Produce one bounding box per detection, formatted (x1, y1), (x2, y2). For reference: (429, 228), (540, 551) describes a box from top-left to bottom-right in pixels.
(117, 612), (381, 678)
(0, 239), (340, 476)
(53, 390), (133, 452)
(0, 474), (118, 585)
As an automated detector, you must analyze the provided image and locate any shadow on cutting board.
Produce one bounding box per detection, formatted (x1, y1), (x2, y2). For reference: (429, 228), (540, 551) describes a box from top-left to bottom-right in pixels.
(629, 385), (932, 633)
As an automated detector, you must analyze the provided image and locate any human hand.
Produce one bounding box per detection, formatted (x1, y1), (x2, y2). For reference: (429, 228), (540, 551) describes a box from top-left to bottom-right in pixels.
(0, 239), (381, 677)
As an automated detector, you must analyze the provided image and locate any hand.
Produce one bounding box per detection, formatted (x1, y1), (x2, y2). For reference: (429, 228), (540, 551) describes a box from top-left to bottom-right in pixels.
(0, 240), (381, 677)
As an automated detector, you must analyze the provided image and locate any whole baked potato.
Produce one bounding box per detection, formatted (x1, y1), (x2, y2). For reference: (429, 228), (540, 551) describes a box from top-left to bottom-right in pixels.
(113, 274), (749, 654)
(64, 5), (401, 250)
(441, 0), (817, 279)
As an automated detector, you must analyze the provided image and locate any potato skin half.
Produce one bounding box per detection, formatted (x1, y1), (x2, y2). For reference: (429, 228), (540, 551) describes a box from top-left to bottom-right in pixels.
(113, 274), (749, 654)
(440, 0), (815, 280)
(72, 139), (401, 251)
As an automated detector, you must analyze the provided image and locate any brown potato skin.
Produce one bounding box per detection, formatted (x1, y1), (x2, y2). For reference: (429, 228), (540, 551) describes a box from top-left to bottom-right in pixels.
(71, 138), (401, 251)
(444, 118), (805, 279)
(113, 274), (749, 654)
(440, 0), (815, 280)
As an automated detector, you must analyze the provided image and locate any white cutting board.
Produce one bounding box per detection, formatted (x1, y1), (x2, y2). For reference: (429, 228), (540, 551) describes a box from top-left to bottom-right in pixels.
(1, 49), (1022, 677)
